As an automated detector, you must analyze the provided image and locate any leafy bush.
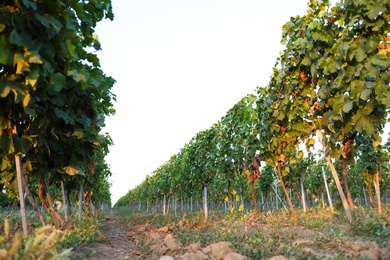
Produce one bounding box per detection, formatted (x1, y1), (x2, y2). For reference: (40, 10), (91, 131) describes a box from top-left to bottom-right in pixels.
(350, 207), (390, 238)
(56, 217), (103, 249)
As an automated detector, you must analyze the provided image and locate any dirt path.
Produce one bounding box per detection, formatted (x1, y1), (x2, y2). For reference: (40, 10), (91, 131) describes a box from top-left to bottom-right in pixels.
(73, 211), (144, 259)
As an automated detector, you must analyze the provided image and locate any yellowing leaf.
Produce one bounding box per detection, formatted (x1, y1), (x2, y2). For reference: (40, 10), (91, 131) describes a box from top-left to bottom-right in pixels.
(238, 204), (244, 212)
(243, 170), (250, 177)
(308, 138), (315, 145)
(224, 196), (229, 202)
(23, 93), (30, 108)
(231, 189), (236, 196)
(290, 159), (297, 164)
(296, 151), (304, 159)
(72, 131), (84, 139)
(24, 160), (33, 172)
(236, 194), (240, 202)
(62, 165), (85, 176)
(16, 59), (30, 74)
(27, 52), (43, 64)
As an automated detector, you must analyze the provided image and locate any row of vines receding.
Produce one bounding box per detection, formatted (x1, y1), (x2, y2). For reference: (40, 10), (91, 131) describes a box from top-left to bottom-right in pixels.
(115, 0), (390, 225)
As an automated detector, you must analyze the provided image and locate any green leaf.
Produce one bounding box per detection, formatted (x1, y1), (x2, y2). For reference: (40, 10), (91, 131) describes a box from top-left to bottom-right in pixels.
(13, 135), (32, 155)
(0, 24), (5, 33)
(68, 70), (88, 83)
(371, 54), (390, 69)
(361, 101), (374, 116)
(68, 0), (84, 16)
(86, 53), (100, 67)
(10, 30), (24, 47)
(342, 100), (353, 113)
(367, 3), (385, 20)
(355, 116), (375, 134)
(380, 94), (390, 107)
(350, 80), (365, 99)
(33, 13), (62, 32)
(332, 95), (345, 113)
(65, 10), (78, 30)
(301, 56), (311, 66)
(0, 35), (10, 64)
(50, 73), (66, 92)
(354, 48), (367, 62)
(65, 39), (76, 57)
(22, 0), (37, 10)
(53, 108), (75, 125)
(360, 88), (371, 100)
(26, 66), (40, 87)
(1, 133), (14, 155)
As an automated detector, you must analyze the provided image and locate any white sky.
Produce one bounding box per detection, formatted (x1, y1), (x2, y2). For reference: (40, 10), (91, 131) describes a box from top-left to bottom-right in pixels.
(95, 1), (315, 205)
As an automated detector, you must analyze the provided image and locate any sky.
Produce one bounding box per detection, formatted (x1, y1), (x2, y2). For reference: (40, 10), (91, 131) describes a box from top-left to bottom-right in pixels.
(95, 1), (317, 205)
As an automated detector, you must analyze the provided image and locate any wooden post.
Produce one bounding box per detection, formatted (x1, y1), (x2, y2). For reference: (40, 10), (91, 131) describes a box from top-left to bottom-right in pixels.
(275, 183), (279, 210)
(271, 185), (288, 210)
(163, 195), (166, 215)
(13, 126), (28, 236)
(318, 130), (351, 222)
(322, 166), (334, 214)
(61, 181), (68, 223)
(174, 194), (177, 217)
(78, 184), (83, 221)
(15, 151), (28, 236)
(374, 171), (382, 214)
(363, 187), (368, 205)
(300, 178), (307, 213)
(326, 156), (352, 222)
(203, 185), (208, 220)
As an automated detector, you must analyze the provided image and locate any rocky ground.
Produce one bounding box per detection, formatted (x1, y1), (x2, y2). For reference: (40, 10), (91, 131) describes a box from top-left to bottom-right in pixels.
(72, 212), (253, 260)
(72, 211), (389, 260)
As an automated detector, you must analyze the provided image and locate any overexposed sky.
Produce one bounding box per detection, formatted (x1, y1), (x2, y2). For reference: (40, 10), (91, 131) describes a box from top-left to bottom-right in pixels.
(95, 1), (314, 204)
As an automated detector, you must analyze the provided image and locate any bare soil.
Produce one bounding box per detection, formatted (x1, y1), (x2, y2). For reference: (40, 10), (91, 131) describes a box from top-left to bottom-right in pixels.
(72, 212), (144, 259)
